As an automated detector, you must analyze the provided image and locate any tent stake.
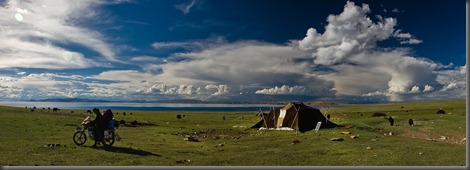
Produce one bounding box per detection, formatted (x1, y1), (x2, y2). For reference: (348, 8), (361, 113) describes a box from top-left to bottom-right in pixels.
(296, 130), (299, 139)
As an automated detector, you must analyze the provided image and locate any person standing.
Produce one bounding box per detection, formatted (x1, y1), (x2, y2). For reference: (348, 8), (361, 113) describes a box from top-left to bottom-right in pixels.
(92, 108), (104, 148)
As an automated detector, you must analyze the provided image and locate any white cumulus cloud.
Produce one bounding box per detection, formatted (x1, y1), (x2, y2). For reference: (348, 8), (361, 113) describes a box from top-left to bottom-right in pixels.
(423, 85), (434, 92)
(255, 85), (307, 95)
(205, 84), (230, 96)
(297, 1), (397, 65)
(294, 1), (441, 101)
(297, 1), (422, 66)
(0, 72), (92, 100)
(152, 40), (335, 99)
(410, 86), (420, 93)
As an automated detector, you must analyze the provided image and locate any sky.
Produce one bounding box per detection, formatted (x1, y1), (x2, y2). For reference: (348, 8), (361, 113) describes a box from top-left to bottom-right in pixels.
(0, 0), (466, 103)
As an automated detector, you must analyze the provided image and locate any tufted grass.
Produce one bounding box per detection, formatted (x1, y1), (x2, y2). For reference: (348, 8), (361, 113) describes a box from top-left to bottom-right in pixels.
(0, 99), (466, 166)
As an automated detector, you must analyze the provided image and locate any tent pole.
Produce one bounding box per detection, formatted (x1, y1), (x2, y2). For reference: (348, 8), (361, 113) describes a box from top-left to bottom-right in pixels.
(260, 108), (268, 128)
(273, 105), (276, 129)
(290, 110), (299, 129)
(290, 104), (300, 131)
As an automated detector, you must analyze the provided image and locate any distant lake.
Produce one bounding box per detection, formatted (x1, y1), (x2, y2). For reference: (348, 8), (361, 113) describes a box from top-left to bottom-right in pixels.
(0, 101), (339, 112)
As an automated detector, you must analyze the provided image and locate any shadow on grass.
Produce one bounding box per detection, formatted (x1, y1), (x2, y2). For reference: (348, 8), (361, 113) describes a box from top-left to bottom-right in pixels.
(88, 145), (161, 156)
(105, 146), (161, 156)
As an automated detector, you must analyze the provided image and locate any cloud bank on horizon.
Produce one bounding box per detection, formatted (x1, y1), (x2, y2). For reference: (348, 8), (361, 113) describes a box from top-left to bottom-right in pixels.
(0, 0), (466, 103)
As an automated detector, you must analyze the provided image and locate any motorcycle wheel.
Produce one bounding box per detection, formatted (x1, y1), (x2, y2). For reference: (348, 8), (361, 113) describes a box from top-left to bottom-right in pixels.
(73, 131), (87, 146)
(101, 131), (115, 146)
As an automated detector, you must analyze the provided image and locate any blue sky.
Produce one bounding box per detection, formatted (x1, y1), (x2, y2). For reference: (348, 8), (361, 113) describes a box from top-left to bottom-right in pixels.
(0, 0), (466, 103)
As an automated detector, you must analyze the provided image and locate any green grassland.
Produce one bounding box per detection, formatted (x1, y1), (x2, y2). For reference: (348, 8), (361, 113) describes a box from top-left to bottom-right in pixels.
(0, 99), (466, 166)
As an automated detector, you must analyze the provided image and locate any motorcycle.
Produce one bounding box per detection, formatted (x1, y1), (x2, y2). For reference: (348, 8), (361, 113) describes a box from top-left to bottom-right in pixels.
(73, 116), (121, 147)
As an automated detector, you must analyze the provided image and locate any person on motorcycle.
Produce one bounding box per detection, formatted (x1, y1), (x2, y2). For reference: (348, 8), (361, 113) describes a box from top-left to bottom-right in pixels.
(92, 108), (104, 148)
(103, 109), (114, 129)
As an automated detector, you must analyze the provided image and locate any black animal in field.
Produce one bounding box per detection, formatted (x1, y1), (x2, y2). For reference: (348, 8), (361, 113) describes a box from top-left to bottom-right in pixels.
(436, 108), (445, 114)
(408, 118), (414, 126)
(388, 117), (394, 126)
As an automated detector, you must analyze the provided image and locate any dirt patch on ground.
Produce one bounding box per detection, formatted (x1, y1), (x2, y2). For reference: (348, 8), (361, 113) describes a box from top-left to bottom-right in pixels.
(120, 120), (158, 127)
(418, 126), (433, 132)
(438, 135), (467, 145)
(397, 130), (466, 145)
(398, 130), (431, 140)
(173, 129), (248, 139)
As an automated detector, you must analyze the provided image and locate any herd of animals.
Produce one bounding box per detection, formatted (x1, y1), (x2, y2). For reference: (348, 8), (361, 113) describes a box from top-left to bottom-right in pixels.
(25, 106), (133, 116)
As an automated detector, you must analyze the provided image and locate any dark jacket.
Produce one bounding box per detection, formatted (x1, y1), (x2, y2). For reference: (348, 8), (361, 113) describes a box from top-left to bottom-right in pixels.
(92, 108), (104, 141)
(102, 109), (114, 128)
(93, 109), (103, 127)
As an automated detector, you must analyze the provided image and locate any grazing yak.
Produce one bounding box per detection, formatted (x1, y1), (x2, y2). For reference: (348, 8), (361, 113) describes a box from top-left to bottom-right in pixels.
(408, 118), (414, 126)
(436, 108), (446, 114)
(388, 117), (395, 126)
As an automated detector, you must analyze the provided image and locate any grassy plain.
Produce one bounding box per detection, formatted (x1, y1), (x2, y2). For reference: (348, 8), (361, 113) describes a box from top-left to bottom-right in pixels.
(0, 99), (466, 166)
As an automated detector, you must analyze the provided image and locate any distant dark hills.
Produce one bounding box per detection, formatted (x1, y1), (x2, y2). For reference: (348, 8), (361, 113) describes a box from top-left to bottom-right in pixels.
(28, 98), (340, 105)
(29, 98), (110, 102)
(27, 98), (226, 103)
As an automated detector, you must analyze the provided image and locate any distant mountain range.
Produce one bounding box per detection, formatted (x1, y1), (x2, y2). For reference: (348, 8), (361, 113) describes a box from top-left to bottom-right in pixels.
(27, 98), (340, 105)
(29, 98), (111, 102)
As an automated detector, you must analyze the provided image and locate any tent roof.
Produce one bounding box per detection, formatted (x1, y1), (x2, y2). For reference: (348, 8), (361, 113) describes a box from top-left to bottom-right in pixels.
(281, 102), (306, 111)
